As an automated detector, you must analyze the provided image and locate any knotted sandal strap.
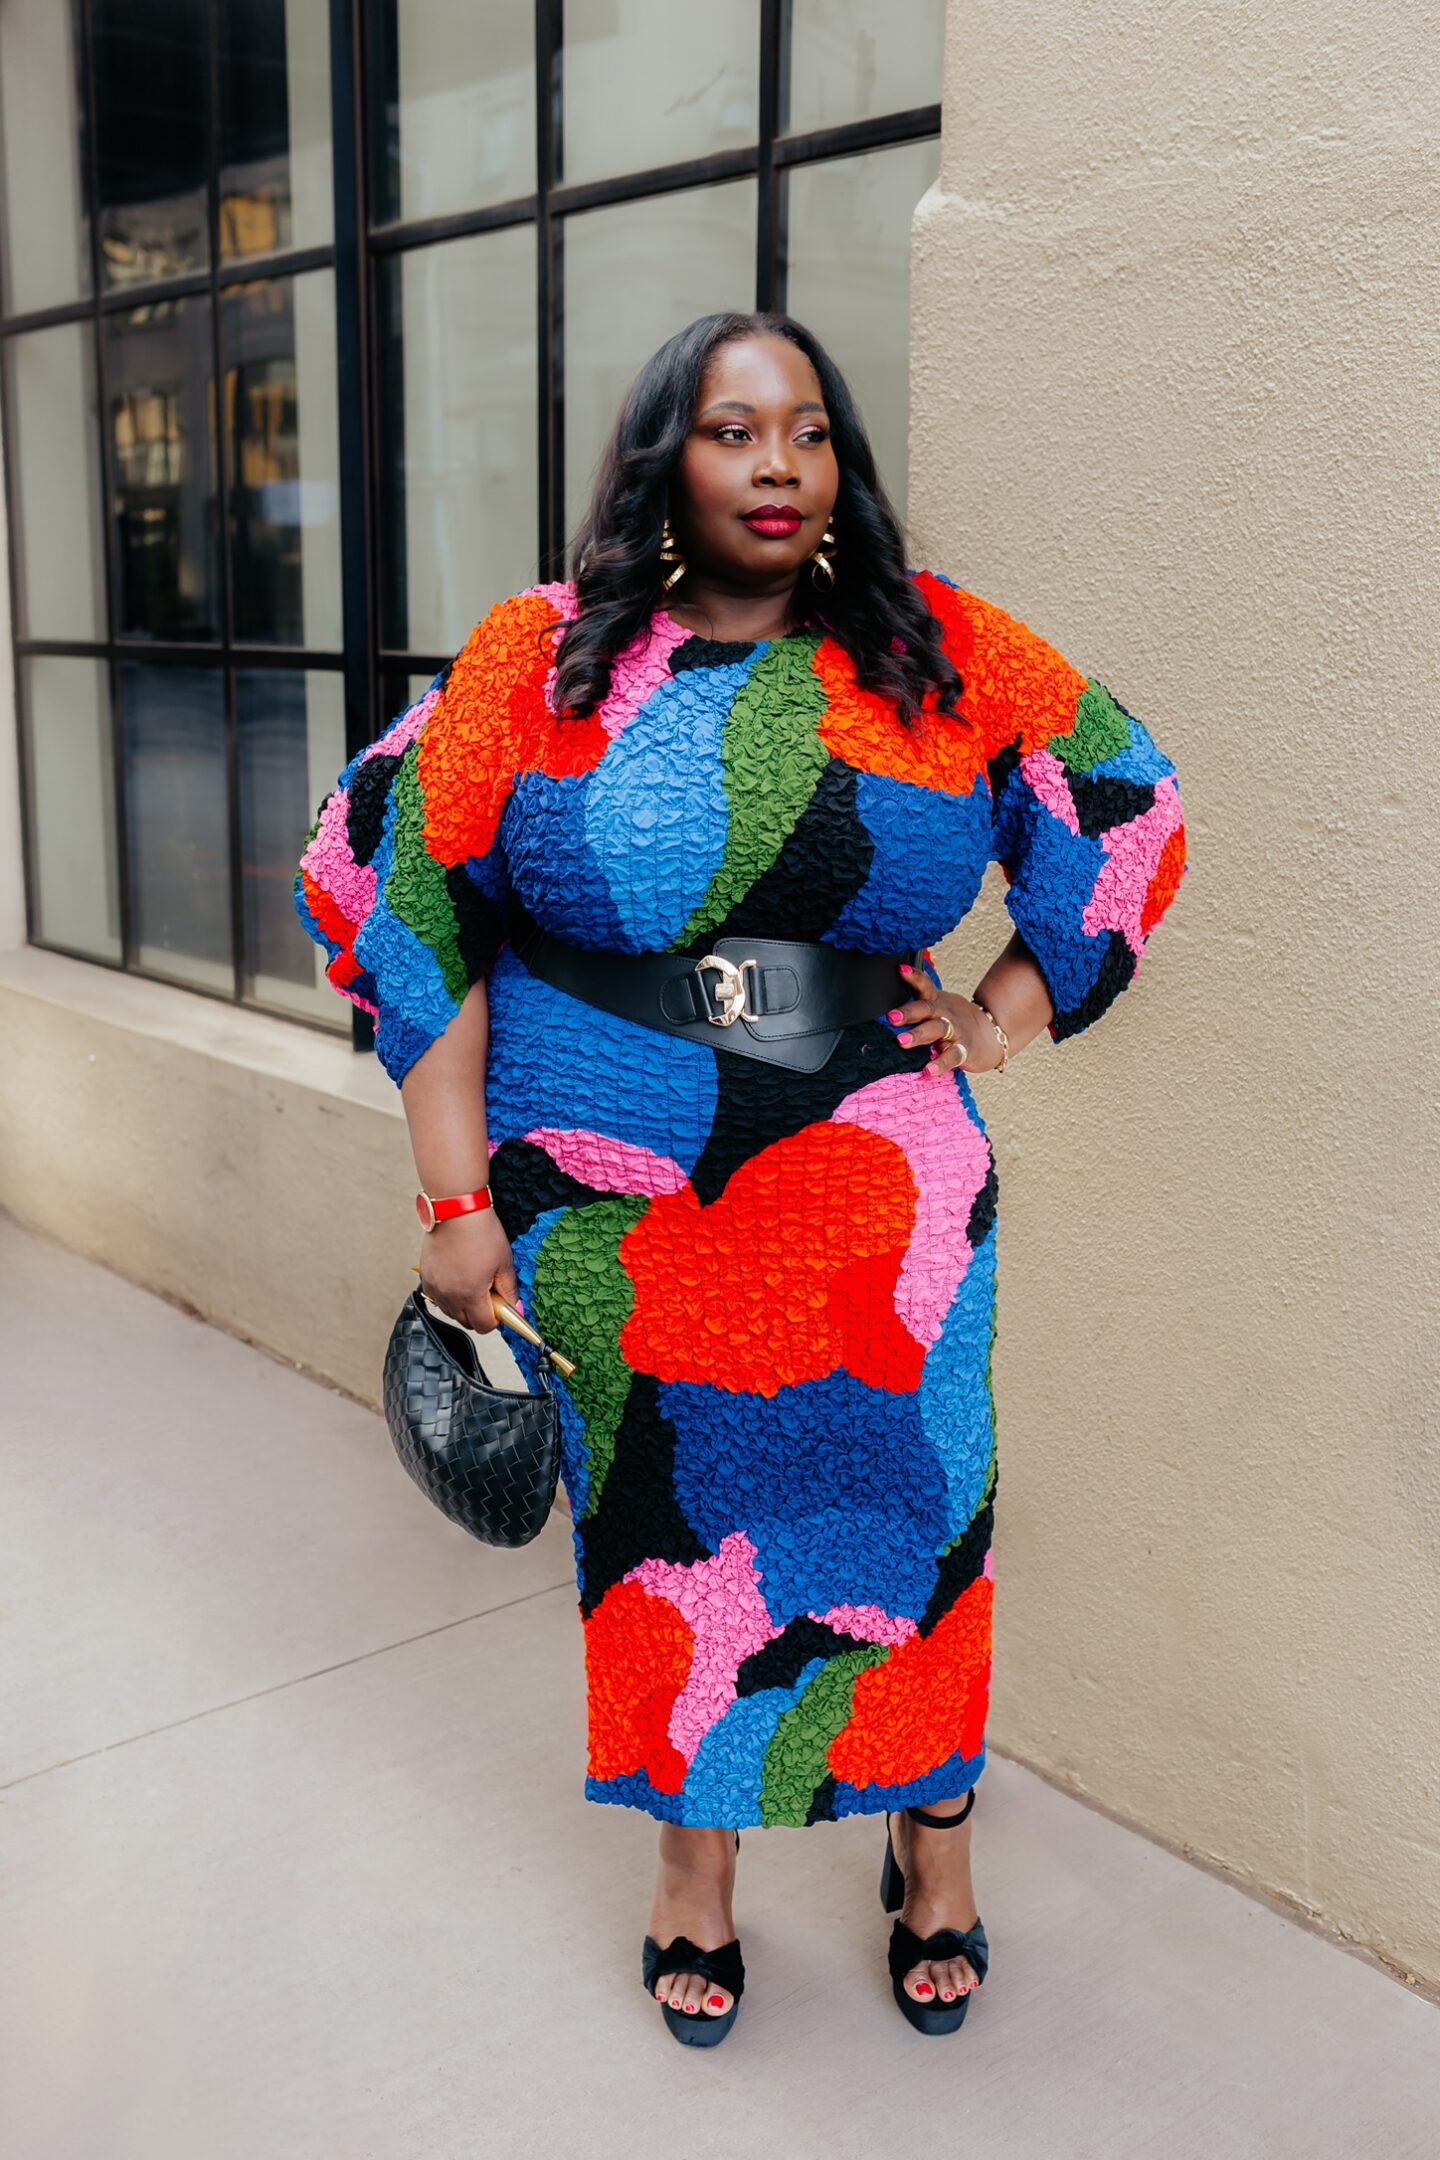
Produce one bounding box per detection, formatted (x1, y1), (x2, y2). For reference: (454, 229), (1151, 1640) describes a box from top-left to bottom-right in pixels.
(887, 1915), (989, 1989)
(642, 1933), (746, 2001)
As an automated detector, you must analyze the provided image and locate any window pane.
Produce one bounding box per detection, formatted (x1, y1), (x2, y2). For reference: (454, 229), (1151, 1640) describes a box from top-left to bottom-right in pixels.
(222, 272), (342, 647)
(372, 0), (535, 225)
(7, 323), (106, 642)
(0, 0), (89, 314)
(104, 297), (220, 641)
(562, 0), (759, 187)
(93, 0), (209, 287)
(786, 0), (944, 133)
(121, 664), (233, 990)
(563, 182), (757, 546)
(786, 140), (940, 519)
(237, 668), (346, 1024)
(377, 226), (537, 653)
(220, 0), (334, 258)
(23, 658), (121, 962)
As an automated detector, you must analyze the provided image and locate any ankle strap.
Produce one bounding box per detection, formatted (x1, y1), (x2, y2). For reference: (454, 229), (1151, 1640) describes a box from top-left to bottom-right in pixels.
(906, 1787), (977, 1830)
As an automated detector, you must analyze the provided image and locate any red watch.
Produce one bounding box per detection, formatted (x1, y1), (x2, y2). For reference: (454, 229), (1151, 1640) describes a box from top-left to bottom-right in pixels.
(416, 1185), (493, 1232)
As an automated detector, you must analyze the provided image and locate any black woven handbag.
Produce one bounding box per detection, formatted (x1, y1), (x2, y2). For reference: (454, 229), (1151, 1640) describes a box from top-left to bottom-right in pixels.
(381, 1287), (563, 1546)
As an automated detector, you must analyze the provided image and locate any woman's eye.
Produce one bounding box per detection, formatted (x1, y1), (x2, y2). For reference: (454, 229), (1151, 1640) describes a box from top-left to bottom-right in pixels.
(715, 424), (751, 442)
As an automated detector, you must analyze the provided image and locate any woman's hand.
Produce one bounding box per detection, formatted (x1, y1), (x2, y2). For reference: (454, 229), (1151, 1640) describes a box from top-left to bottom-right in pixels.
(888, 962), (1000, 1080)
(417, 1208), (520, 1333)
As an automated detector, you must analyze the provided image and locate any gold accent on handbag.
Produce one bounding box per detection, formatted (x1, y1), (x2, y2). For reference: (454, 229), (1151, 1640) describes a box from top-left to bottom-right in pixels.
(410, 1272), (577, 1377)
(659, 515), (687, 595)
(810, 521), (838, 588)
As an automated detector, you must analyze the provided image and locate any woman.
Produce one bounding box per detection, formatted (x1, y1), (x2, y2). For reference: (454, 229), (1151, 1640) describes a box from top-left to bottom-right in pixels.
(295, 311), (1187, 2045)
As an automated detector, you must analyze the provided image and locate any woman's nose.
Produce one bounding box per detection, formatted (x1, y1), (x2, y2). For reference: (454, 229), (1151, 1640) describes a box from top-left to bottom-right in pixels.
(753, 438), (800, 486)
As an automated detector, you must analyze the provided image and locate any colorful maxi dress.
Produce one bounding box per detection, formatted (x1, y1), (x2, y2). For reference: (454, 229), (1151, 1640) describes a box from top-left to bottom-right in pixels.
(295, 572), (1187, 1829)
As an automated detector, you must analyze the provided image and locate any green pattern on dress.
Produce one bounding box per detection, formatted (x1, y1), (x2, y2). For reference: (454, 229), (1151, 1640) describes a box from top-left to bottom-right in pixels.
(388, 748), (467, 1002)
(674, 635), (829, 947)
(530, 1196), (648, 1516)
(1047, 679), (1133, 775)
(759, 1643), (890, 1827)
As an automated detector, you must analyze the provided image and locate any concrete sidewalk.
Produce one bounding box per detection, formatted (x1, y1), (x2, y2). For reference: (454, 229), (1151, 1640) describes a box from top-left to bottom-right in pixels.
(2, 1215), (1436, 2159)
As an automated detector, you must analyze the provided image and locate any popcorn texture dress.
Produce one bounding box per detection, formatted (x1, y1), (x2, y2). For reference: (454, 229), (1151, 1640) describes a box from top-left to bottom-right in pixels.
(295, 572), (1187, 1828)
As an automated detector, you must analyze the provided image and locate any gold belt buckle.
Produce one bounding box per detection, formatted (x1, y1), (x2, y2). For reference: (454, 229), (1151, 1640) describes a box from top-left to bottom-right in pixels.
(695, 952), (759, 1026)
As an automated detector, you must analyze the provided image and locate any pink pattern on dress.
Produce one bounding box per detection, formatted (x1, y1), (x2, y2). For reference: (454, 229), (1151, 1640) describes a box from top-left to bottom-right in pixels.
(1018, 746), (1081, 835)
(301, 787), (376, 929)
(539, 602), (690, 743)
(1083, 774), (1184, 954)
(366, 685), (440, 762)
(523, 1128), (690, 1197)
(815, 1604), (918, 1647)
(832, 1073), (992, 1348)
(628, 1533), (780, 1764)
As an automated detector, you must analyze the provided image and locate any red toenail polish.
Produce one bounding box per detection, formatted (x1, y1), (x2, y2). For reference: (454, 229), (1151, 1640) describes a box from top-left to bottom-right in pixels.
(916, 1982), (933, 1997)
(684, 2003), (697, 2013)
(707, 1995), (725, 2009)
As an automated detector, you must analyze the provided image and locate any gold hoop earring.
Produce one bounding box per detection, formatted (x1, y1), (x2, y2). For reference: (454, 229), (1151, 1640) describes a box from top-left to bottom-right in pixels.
(659, 516), (687, 596)
(810, 522), (837, 589)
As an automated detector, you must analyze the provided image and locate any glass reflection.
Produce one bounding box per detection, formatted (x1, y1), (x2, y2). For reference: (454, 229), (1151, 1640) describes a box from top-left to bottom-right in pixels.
(237, 668), (347, 1023)
(7, 322), (107, 642)
(0, 0), (90, 315)
(220, 0), (333, 258)
(377, 225), (537, 653)
(787, 0), (944, 134)
(562, 0), (759, 187)
(563, 182), (757, 545)
(223, 273), (342, 648)
(786, 139), (940, 519)
(24, 658), (121, 963)
(105, 297), (220, 641)
(93, 0), (209, 287)
(121, 664), (233, 990)
(371, 0), (535, 226)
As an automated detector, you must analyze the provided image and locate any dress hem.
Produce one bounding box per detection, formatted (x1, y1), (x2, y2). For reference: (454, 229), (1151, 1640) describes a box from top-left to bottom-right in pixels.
(582, 1746), (987, 1830)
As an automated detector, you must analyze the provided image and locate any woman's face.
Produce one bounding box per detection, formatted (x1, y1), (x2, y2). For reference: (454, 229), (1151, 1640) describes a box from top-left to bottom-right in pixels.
(671, 333), (840, 588)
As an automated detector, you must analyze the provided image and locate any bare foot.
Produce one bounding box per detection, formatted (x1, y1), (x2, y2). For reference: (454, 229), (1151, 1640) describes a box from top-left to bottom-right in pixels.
(648, 1825), (738, 2020)
(890, 1797), (982, 2007)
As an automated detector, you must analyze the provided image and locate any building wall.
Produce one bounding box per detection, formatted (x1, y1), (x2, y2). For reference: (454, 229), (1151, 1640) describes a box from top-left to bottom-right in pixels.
(912, 0), (1439, 1984)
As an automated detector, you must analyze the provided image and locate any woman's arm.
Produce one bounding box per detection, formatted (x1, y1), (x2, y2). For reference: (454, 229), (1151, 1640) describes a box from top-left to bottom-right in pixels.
(400, 981), (519, 1331)
(892, 930), (1055, 1077)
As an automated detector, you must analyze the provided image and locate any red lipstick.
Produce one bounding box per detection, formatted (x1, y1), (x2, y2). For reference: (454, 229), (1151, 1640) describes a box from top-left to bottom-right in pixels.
(741, 505), (804, 538)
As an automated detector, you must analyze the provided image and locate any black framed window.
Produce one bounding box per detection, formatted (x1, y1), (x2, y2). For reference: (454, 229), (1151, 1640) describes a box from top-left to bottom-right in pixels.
(1, 0), (942, 1041)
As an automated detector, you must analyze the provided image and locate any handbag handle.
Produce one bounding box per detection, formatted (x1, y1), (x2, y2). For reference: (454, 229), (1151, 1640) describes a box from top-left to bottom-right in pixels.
(420, 1287), (576, 1380)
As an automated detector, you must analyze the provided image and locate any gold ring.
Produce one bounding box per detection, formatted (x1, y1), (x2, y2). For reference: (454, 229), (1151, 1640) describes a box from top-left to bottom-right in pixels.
(939, 1013), (956, 1044)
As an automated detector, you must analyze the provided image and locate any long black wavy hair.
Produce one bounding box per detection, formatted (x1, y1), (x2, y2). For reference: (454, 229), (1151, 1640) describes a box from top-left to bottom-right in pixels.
(553, 311), (965, 731)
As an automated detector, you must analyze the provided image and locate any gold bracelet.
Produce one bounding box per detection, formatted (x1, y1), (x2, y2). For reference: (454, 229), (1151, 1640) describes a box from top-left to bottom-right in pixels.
(971, 997), (1010, 1073)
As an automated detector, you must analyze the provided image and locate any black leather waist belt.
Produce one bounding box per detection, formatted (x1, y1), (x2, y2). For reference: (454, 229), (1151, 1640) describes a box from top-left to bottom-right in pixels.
(509, 902), (920, 1072)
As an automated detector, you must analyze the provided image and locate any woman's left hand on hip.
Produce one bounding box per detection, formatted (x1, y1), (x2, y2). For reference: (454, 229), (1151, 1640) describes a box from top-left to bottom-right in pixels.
(888, 962), (987, 1080)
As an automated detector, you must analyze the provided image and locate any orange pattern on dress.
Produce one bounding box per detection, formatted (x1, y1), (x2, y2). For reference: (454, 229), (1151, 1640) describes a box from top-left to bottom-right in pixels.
(828, 1573), (994, 1787)
(915, 571), (1088, 758)
(583, 1578), (694, 1796)
(419, 591), (555, 865)
(619, 1121), (919, 1396)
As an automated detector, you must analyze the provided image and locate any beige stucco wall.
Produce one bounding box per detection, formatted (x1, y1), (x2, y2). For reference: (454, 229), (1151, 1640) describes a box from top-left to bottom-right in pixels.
(912, 0), (1440, 1985)
(0, 948), (416, 1406)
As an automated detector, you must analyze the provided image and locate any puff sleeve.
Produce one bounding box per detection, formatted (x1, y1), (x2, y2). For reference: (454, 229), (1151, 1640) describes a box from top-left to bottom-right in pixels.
(987, 634), (1188, 1040)
(294, 590), (546, 1083)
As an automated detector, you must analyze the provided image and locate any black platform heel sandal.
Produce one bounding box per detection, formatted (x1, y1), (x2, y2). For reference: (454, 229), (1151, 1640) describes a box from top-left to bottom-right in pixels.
(641, 1831), (744, 2048)
(880, 1790), (988, 2037)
